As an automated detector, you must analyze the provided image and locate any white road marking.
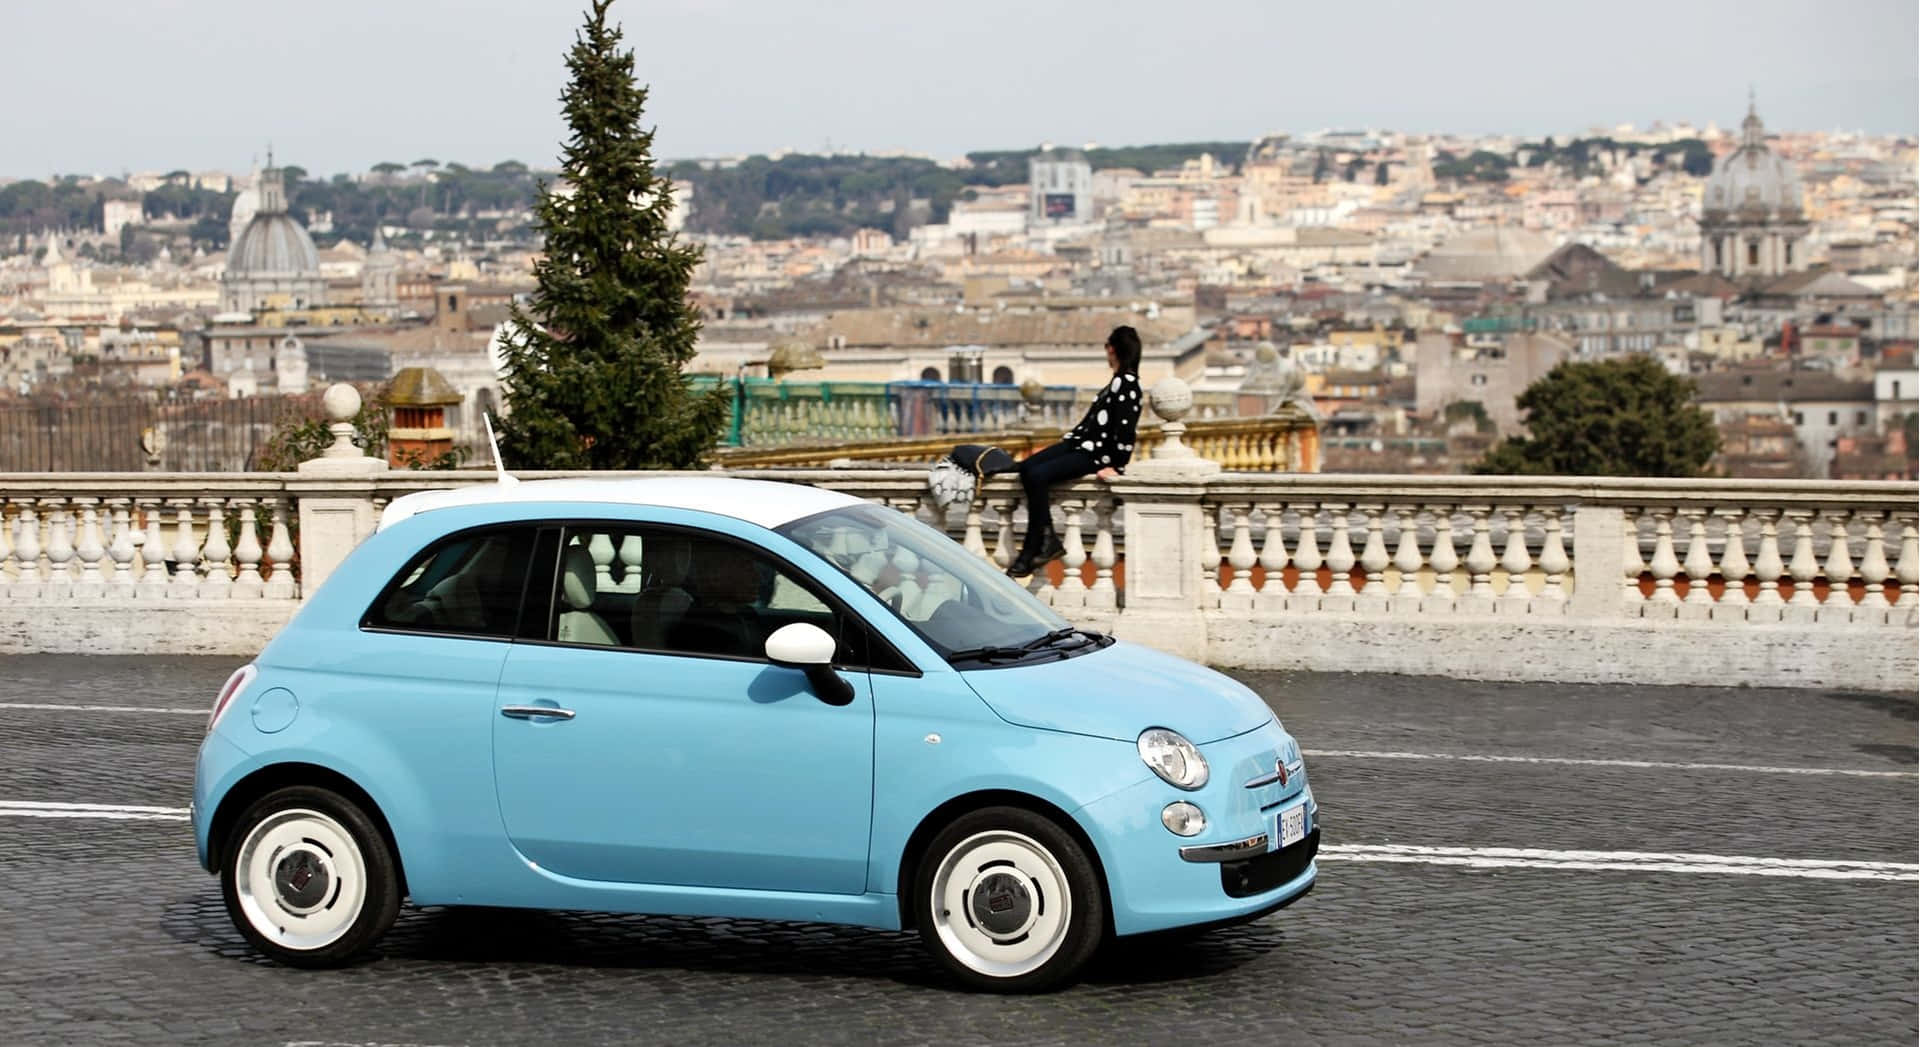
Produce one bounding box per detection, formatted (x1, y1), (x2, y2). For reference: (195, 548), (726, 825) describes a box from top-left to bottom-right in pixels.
(2, 800), (1911, 883)
(0, 702), (203, 715)
(1304, 748), (1918, 779)
(1319, 844), (1920, 882)
(0, 800), (189, 821)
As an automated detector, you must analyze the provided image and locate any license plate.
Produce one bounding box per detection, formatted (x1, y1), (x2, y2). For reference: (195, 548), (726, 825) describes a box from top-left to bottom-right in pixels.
(1275, 804), (1307, 850)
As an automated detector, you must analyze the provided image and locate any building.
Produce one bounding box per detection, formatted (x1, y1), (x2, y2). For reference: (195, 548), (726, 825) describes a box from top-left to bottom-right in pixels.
(1694, 368), (1875, 476)
(102, 199), (144, 239)
(1414, 331), (1571, 435)
(1029, 148), (1093, 226)
(361, 228), (398, 311)
(1698, 99), (1809, 281)
(221, 167), (327, 313)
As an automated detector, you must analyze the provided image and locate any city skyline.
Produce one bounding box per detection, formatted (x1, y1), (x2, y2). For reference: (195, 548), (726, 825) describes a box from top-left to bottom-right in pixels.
(3, 0), (1915, 179)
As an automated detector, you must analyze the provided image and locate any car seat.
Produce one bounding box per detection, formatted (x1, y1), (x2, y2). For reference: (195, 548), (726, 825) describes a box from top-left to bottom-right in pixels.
(556, 545), (619, 646)
(631, 536), (693, 650)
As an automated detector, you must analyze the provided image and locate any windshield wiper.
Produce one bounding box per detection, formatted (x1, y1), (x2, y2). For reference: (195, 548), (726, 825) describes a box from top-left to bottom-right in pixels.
(948, 628), (1097, 665)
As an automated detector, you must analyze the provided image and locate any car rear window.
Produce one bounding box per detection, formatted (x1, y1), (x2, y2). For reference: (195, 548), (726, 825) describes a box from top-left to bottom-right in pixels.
(364, 527), (537, 639)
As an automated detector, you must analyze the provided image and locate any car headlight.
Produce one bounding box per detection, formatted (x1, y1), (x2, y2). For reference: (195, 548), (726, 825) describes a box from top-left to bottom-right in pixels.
(1137, 727), (1209, 790)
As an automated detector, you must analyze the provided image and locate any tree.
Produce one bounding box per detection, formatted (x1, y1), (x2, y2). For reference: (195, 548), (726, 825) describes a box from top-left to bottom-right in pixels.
(494, 0), (727, 469)
(1472, 356), (1721, 477)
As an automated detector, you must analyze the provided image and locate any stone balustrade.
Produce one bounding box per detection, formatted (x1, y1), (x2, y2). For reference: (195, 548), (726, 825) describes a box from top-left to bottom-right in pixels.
(1, 467), (1912, 690)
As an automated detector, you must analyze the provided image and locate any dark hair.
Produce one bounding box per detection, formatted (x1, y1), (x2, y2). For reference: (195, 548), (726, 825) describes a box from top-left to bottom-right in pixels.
(1106, 325), (1142, 375)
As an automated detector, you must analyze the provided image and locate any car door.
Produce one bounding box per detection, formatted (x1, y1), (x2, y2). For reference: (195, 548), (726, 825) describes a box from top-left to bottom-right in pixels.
(492, 522), (876, 895)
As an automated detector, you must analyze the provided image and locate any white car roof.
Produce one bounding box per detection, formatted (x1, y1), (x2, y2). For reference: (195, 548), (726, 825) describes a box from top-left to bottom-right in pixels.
(376, 476), (868, 532)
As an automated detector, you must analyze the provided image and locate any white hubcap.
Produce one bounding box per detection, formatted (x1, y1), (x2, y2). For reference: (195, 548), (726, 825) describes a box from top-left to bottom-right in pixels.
(234, 808), (368, 951)
(929, 830), (1072, 978)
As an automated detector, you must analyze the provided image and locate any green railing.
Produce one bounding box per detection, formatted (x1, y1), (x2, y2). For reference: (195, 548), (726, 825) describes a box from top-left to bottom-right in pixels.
(689, 377), (1090, 447)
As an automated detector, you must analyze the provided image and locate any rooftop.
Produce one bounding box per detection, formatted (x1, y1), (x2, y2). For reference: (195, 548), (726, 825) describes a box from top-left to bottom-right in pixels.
(376, 476), (865, 532)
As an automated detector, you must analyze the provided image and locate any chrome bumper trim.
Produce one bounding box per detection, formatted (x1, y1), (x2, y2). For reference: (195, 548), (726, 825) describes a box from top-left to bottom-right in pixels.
(1178, 832), (1269, 863)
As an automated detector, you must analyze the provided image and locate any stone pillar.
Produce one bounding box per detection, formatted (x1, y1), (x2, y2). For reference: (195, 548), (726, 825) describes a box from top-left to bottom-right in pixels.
(1111, 377), (1220, 662)
(1568, 504), (1624, 619)
(291, 383), (388, 598)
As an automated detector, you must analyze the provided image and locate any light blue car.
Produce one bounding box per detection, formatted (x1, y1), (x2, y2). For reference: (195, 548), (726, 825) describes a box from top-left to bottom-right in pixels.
(193, 477), (1317, 992)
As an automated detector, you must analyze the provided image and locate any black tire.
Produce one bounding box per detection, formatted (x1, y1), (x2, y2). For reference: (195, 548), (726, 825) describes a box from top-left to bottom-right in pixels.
(912, 805), (1106, 993)
(220, 785), (402, 968)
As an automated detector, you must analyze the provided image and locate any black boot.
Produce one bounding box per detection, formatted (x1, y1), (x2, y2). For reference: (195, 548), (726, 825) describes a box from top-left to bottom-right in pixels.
(1006, 550), (1039, 578)
(1038, 529), (1067, 563)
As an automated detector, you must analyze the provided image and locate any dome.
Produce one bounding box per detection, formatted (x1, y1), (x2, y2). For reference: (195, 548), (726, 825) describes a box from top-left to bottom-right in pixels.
(1702, 103), (1801, 219)
(228, 185), (258, 234)
(1416, 225), (1555, 282)
(228, 212), (320, 275)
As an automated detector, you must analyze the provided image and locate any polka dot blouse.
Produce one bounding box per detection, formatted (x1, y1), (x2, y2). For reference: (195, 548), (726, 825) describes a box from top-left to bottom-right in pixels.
(1064, 372), (1144, 473)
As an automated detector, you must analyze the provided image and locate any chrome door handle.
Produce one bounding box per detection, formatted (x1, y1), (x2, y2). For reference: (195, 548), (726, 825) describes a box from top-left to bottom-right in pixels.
(500, 705), (576, 721)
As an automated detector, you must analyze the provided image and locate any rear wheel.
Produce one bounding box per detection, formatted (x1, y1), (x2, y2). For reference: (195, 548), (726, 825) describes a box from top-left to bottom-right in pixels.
(221, 785), (400, 968)
(913, 806), (1105, 993)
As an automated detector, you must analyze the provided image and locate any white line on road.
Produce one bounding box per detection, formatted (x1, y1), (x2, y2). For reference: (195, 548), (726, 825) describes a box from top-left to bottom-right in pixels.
(1304, 748), (1918, 779)
(0, 800), (188, 821)
(1319, 844), (1920, 881)
(0, 702), (203, 715)
(2, 801), (1912, 882)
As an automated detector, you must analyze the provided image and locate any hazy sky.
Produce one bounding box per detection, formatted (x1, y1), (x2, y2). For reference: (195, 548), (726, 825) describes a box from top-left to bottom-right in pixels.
(6, 0), (1915, 179)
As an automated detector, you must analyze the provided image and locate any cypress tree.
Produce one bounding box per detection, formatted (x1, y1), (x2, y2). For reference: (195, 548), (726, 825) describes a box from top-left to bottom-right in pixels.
(496, 0), (726, 469)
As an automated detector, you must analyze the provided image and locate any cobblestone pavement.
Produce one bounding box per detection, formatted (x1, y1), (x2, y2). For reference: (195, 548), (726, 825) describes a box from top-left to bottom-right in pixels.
(0, 656), (1913, 1046)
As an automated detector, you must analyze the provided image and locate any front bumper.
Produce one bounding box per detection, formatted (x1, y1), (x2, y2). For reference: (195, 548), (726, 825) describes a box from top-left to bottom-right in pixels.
(1076, 718), (1317, 936)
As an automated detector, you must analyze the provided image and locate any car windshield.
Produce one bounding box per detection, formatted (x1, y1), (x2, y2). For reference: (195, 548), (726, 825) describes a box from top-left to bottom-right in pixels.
(778, 503), (1074, 664)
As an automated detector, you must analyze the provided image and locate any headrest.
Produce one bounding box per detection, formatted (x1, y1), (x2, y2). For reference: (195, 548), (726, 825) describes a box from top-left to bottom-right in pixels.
(560, 545), (597, 611)
(649, 537), (692, 587)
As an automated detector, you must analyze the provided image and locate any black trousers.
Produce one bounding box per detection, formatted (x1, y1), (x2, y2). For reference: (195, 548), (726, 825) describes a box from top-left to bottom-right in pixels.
(1017, 442), (1096, 556)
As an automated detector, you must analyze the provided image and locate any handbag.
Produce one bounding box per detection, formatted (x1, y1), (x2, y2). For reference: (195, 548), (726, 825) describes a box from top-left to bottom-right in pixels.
(947, 444), (1018, 477)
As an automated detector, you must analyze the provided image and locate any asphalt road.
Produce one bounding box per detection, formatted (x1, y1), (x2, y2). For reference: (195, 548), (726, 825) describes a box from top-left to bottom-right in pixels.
(0, 655), (1913, 1046)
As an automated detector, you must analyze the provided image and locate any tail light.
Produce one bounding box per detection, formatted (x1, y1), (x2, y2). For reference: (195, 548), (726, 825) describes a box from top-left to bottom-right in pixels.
(209, 664), (258, 734)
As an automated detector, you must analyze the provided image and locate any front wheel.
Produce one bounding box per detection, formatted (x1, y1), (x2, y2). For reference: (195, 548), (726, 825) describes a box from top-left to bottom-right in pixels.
(913, 806), (1106, 993)
(221, 785), (401, 968)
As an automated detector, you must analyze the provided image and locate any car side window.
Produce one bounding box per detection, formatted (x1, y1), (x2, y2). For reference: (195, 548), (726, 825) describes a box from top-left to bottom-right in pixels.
(549, 525), (857, 665)
(366, 527), (537, 638)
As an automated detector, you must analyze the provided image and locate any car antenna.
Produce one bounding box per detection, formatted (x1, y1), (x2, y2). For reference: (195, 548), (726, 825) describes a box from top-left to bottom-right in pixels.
(481, 411), (519, 486)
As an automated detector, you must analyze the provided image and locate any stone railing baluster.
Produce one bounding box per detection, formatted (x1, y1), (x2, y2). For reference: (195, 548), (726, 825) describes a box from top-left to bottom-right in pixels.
(962, 501), (988, 560)
(72, 500), (106, 597)
(199, 499), (233, 597)
(1715, 508), (1751, 612)
(1498, 507), (1533, 611)
(1392, 506), (1424, 605)
(1855, 511), (1889, 618)
(232, 501), (265, 598)
(1536, 507), (1569, 606)
(1225, 503), (1257, 600)
(1819, 510), (1856, 620)
(1058, 497), (1089, 602)
(1750, 508), (1785, 614)
(1289, 502), (1323, 607)
(11, 506), (41, 596)
(170, 500), (200, 597)
(1679, 508), (1714, 614)
(1895, 512), (1918, 612)
(1646, 509), (1680, 607)
(137, 499), (170, 596)
(43, 500), (74, 597)
(1088, 497), (1117, 610)
(1425, 505), (1458, 614)
(1621, 507), (1646, 607)
(1255, 502), (1288, 609)
(1461, 505), (1497, 613)
(264, 498), (297, 599)
(1783, 510), (1820, 617)
(106, 500), (136, 595)
(1356, 504), (1390, 609)
(1321, 502), (1356, 610)
(989, 496), (1016, 569)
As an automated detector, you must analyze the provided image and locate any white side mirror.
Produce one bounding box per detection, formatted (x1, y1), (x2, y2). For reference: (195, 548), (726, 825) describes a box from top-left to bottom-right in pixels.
(765, 622), (836, 667)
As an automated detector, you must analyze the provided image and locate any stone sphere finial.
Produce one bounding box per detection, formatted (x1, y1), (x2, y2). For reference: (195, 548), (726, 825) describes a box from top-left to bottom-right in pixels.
(1018, 378), (1046, 404)
(320, 383), (364, 459)
(1254, 342), (1280, 364)
(323, 382), (361, 422)
(1148, 376), (1194, 424)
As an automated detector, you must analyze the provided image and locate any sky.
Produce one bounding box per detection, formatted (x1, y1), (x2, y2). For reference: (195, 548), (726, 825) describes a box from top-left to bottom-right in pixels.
(4, 0), (1916, 180)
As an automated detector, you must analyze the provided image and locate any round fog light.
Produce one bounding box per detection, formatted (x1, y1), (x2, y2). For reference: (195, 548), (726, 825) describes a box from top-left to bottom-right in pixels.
(1161, 801), (1207, 837)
